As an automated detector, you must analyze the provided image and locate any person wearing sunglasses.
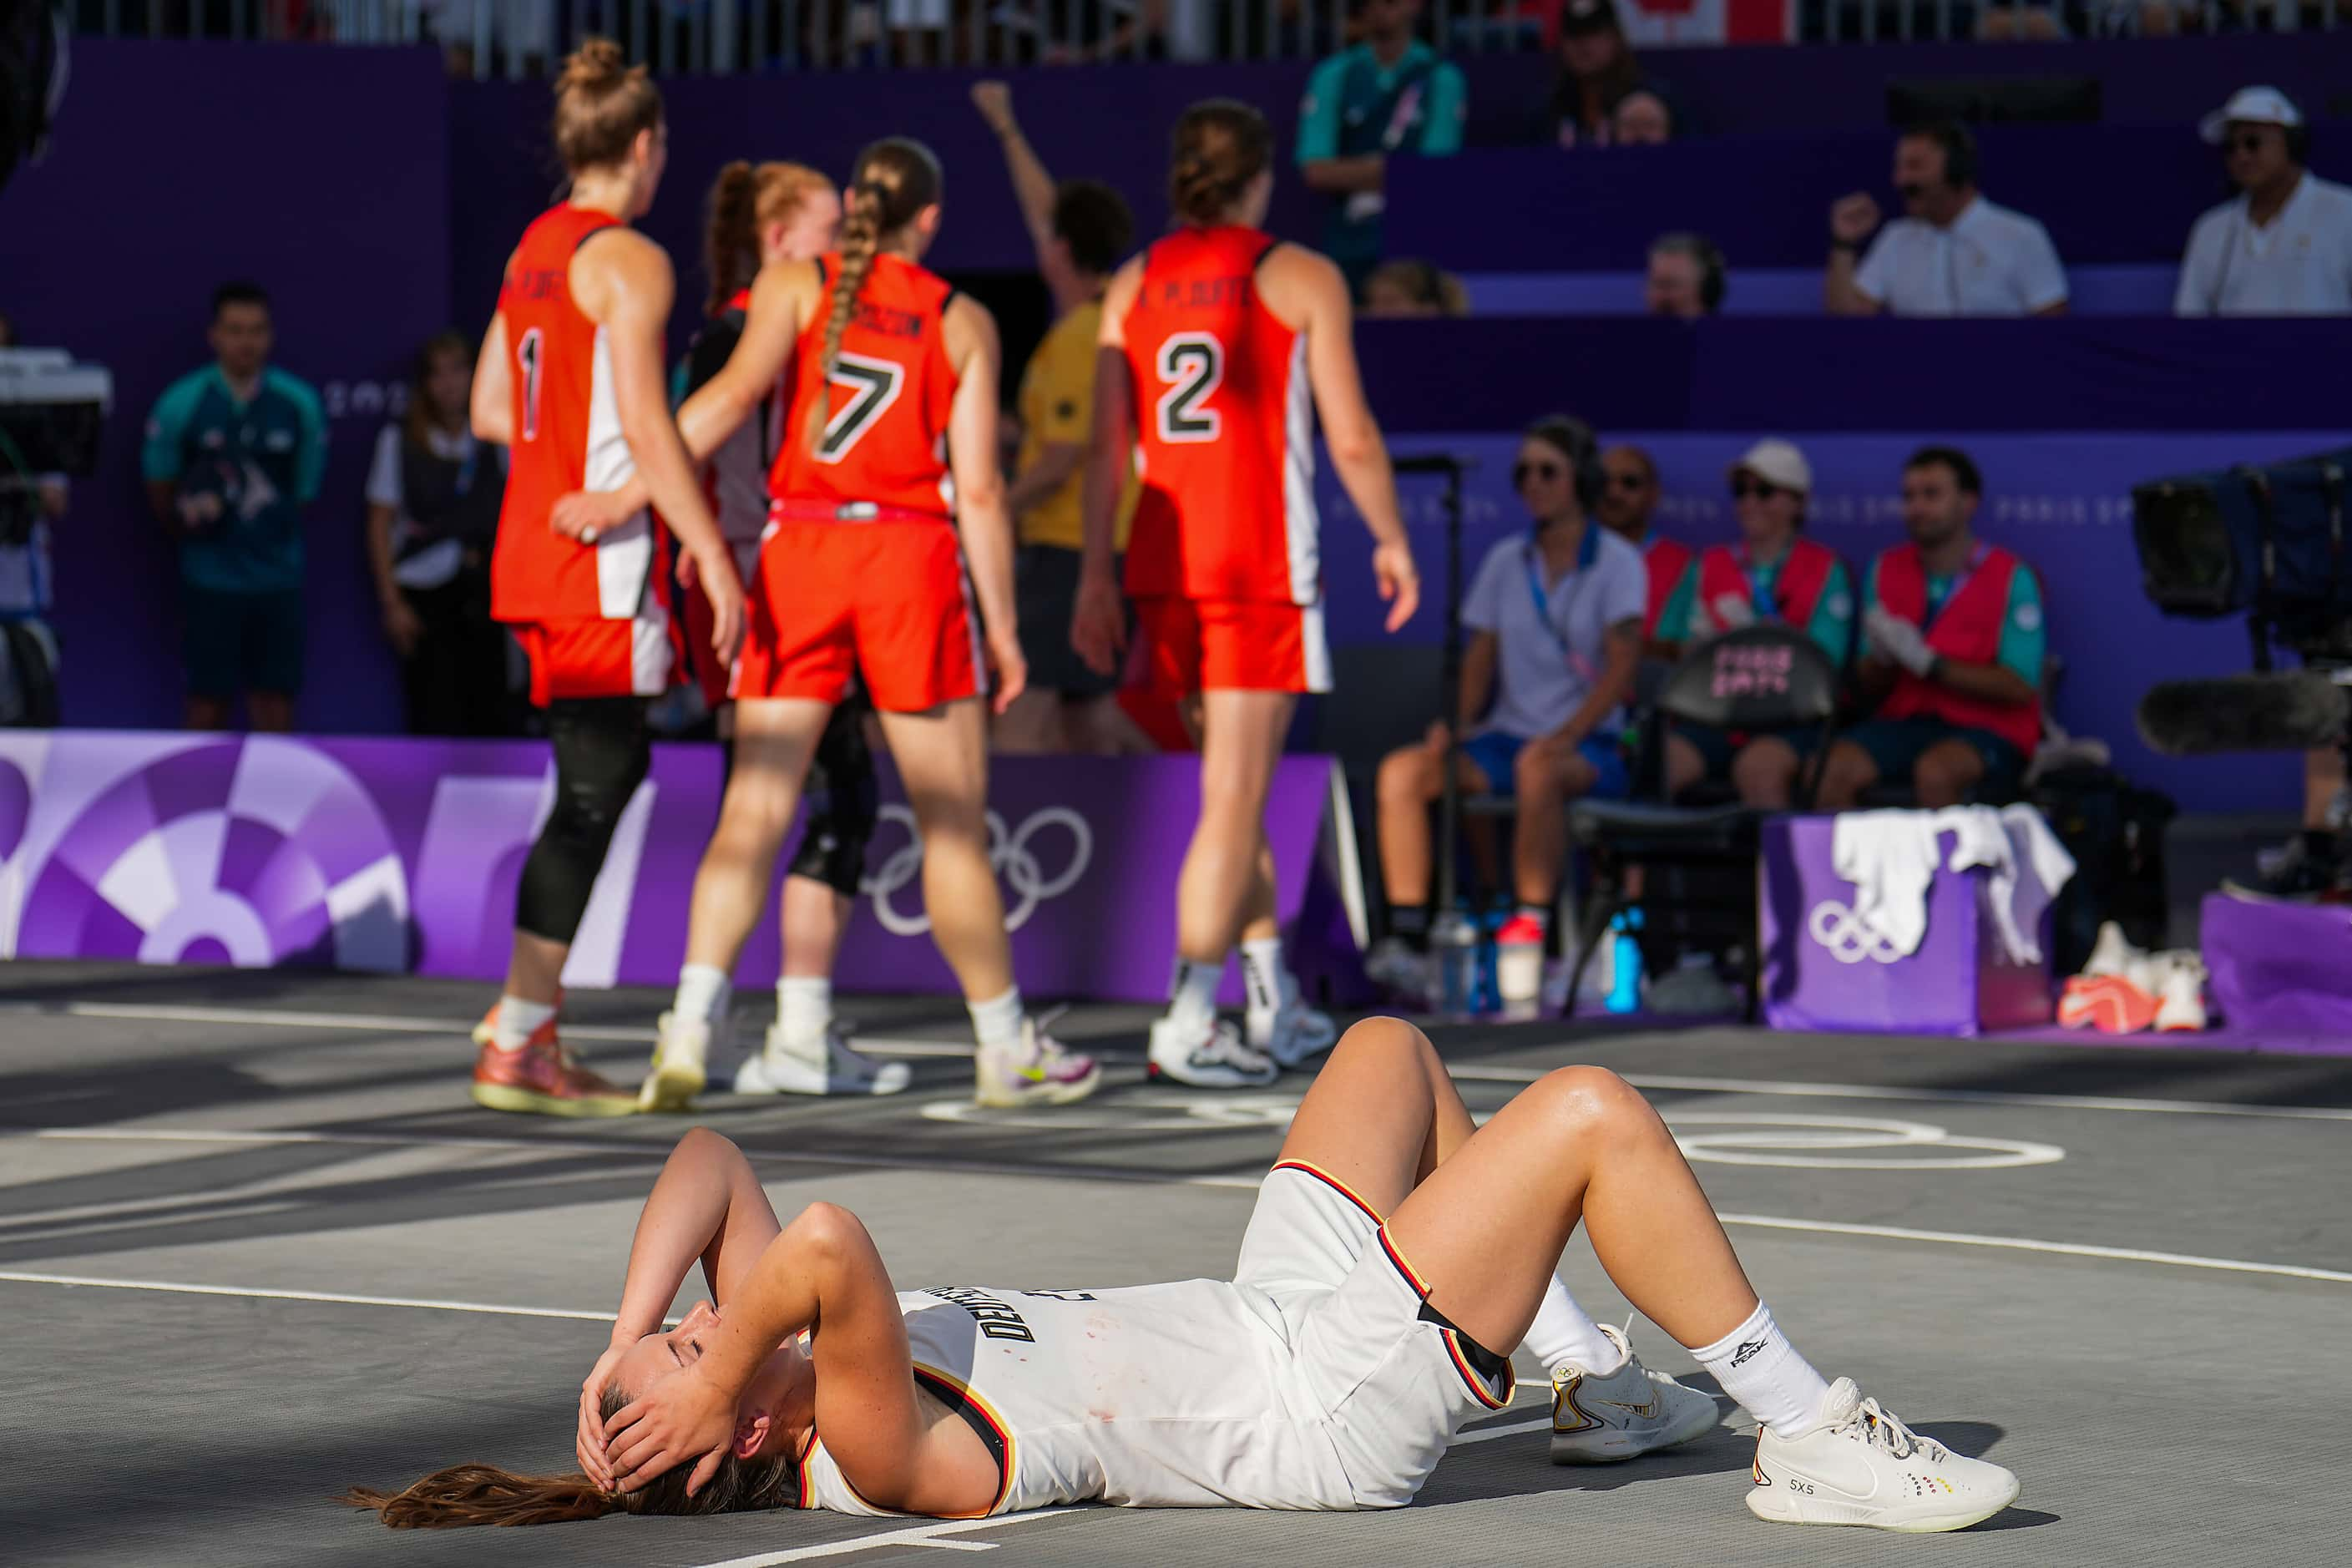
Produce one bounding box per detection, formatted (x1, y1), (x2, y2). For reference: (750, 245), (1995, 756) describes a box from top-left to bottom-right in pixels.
(1591, 442), (1691, 656)
(1656, 438), (1854, 807)
(1368, 416), (1644, 982)
(2176, 87), (2352, 318)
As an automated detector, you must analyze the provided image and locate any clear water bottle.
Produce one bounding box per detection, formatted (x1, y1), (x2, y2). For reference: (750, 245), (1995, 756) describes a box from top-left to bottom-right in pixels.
(1429, 907), (1481, 1018)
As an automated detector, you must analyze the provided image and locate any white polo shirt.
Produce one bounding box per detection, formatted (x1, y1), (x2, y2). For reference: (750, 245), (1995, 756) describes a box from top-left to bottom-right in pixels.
(1853, 196), (2070, 316)
(1462, 528), (1647, 741)
(2175, 172), (2352, 316)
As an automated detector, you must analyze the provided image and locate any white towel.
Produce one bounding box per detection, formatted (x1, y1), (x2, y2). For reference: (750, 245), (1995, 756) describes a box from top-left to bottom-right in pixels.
(1828, 809), (1945, 959)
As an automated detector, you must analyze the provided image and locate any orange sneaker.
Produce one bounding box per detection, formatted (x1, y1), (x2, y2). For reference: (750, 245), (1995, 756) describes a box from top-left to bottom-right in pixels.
(2057, 974), (2157, 1034)
(472, 989), (565, 1050)
(471, 1021), (636, 1117)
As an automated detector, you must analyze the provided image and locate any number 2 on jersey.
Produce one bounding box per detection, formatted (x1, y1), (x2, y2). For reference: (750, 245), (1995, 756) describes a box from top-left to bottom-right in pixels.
(815, 352), (906, 463)
(1155, 334), (1223, 443)
(515, 326), (544, 442)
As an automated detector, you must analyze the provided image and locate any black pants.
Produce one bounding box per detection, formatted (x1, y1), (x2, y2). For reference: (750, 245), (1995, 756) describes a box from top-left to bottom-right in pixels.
(399, 566), (516, 738)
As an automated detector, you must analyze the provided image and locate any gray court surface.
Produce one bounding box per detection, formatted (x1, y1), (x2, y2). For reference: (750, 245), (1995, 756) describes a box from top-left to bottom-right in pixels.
(3, 960), (2346, 1567)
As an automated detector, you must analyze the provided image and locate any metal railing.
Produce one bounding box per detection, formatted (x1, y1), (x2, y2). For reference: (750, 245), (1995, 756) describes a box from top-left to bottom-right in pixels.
(66, 0), (2347, 74)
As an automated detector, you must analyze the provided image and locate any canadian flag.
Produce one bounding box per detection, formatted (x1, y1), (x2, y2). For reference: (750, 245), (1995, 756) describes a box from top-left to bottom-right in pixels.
(1616, 0), (1792, 44)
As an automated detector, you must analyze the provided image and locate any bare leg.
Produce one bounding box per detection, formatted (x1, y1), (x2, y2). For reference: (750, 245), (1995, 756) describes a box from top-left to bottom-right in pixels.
(1272, 1016), (1479, 1213)
(1911, 737), (1986, 809)
(246, 690), (296, 733)
(2304, 746), (2344, 831)
(185, 695), (231, 731)
(1663, 732), (1706, 799)
(1176, 690), (1295, 963)
(878, 697), (1014, 1001)
(1511, 741), (1597, 908)
(989, 686), (1064, 755)
(1375, 739), (1490, 907)
(1730, 735), (1799, 809)
(1811, 738), (1879, 812)
(1383, 1046), (1758, 1357)
(684, 698), (832, 971)
(780, 878), (852, 979)
(500, 929), (569, 1008)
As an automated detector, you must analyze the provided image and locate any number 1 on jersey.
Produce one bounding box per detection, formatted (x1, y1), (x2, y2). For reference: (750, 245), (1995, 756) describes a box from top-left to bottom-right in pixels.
(1156, 334), (1223, 443)
(515, 326), (544, 442)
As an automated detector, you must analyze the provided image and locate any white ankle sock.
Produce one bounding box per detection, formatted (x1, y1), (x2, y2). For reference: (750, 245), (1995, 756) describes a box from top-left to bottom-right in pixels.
(1239, 938), (1287, 1019)
(674, 964), (732, 1026)
(776, 976), (832, 1046)
(968, 986), (1025, 1051)
(1166, 959), (1223, 1034)
(493, 995), (555, 1051)
(1687, 1301), (1831, 1440)
(1521, 1277), (1622, 1376)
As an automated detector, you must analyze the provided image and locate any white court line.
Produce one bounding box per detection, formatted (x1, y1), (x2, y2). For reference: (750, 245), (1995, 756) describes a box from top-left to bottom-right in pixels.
(28, 998), (2352, 1118)
(1449, 1065), (2352, 1124)
(0, 1268), (621, 1322)
(13, 1124), (2350, 1286)
(1449, 1417), (1553, 1447)
(690, 1512), (1060, 1565)
(14, 1002), (976, 1056)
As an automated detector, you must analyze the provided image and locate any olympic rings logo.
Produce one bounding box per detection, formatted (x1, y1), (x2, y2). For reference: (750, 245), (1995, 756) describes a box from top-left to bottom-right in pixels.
(1807, 899), (1906, 964)
(861, 804), (1093, 937)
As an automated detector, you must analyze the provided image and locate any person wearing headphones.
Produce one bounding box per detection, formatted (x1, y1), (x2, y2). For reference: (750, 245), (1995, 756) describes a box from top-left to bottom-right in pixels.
(1644, 231), (1724, 319)
(1367, 416), (1644, 981)
(2177, 86), (2352, 316)
(1824, 121), (2068, 318)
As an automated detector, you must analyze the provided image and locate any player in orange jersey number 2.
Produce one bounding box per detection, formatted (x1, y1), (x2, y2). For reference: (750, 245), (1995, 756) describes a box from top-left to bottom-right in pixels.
(563, 139), (1100, 1112)
(1074, 99), (1419, 1090)
(463, 41), (744, 1120)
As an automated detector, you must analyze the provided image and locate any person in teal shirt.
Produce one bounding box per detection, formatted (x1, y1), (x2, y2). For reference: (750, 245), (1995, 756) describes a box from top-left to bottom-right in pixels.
(1296, 0), (1466, 293)
(142, 281), (326, 731)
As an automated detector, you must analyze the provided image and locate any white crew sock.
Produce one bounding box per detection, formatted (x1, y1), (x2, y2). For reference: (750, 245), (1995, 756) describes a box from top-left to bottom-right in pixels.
(1239, 937), (1288, 1021)
(673, 964), (733, 1027)
(492, 995), (555, 1051)
(1687, 1301), (1832, 1440)
(1166, 959), (1224, 1034)
(1521, 1277), (1622, 1377)
(968, 986), (1025, 1052)
(776, 976), (832, 1049)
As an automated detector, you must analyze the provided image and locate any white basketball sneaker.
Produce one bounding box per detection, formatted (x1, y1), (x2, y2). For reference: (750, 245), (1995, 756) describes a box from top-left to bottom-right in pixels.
(2153, 951), (2209, 1032)
(1147, 1015), (1279, 1088)
(1549, 1323), (1722, 1464)
(1247, 980), (1339, 1070)
(735, 1023), (911, 1097)
(974, 1018), (1103, 1108)
(640, 1011), (716, 1113)
(1746, 1377), (2021, 1533)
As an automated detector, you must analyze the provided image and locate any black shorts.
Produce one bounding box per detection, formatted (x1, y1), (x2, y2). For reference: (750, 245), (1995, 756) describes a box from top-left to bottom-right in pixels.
(1014, 544), (1121, 701)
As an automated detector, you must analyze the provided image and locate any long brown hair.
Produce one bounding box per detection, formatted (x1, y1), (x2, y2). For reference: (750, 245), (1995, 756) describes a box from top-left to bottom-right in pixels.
(1169, 99), (1272, 227)
(402, 330), (472, 449)
(552, 38), (663, 175)
(807, 138), (942, 456)
(341, 1388), (799, 1529)
(704, 160), (835, 317)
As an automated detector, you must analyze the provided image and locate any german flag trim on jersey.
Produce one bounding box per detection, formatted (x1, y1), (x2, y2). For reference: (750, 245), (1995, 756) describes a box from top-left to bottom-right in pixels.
(1271, 1159), (1383, 1224)
(1375, 1223), (1516, 1411)
(790, 1366), (1013, 1516)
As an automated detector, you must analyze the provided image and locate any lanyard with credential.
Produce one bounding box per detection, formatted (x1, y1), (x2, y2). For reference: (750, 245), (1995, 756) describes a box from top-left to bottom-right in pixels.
(1523, 525), (1603, 685)
(1920, 539), (1990, 634)
(1736, 541), (1785, 622)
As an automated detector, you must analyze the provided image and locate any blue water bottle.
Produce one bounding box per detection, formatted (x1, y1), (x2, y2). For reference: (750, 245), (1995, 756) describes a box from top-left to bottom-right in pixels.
(1474, 899), (1505, 1015)
(1605, 908), (1646, 1014)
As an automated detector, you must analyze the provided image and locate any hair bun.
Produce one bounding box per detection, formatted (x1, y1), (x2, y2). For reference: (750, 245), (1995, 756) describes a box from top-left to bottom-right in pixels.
(559, 38), (626, 94)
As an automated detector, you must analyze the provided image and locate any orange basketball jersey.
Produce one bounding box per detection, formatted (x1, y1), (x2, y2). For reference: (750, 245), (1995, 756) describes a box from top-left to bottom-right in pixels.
(490, 204), (660, 625)
(768, 252), (959, 521)
(1121, 225), (1318, 606)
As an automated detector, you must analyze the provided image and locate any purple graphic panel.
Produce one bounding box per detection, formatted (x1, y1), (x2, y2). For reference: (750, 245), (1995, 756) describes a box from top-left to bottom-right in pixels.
(0, 735), (1353, 1007)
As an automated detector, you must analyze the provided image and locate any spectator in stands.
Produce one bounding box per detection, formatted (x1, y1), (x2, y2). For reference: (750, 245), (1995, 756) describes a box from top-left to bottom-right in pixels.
(0, 309), (63, 726)
(141, 281), (325, 733)
(2177, 87), (2352, 317)
(1825, 122), (2069, 318)
(1611, 89), (1672, 146)
(1297, 0), (1467, 293)
(1362, 257), (1470, 316)
(364, 330), (513, 737)
(1645, 231), (1724, 318)
(1816, 447), (2044, 809)
(1368, 416), (1642, 978)
(973, 81), (1144, 754)
(1658, 438), (1854, 807)
(1596, 443), (1691, 654)
(1537, 0), (1683, 149)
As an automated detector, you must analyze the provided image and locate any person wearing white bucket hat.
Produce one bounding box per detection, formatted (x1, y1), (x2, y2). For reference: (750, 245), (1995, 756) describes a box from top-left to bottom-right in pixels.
(2177, 86), (2352, 316)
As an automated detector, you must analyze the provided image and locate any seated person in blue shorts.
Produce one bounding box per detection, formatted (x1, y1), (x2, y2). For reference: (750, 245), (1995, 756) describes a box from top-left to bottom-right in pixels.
(1369, 417), (1644, 975)
(1816, 446), (2044, 808)
(1657, 439), (1855, 807)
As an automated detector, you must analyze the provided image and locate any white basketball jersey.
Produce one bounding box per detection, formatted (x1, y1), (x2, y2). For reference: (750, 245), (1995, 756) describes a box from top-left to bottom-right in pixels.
(796, 1280), (1352, 1515)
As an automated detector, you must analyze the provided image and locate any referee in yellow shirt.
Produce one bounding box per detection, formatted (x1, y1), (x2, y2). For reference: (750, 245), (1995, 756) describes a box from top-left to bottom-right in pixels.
(974, 81), (1141, 754)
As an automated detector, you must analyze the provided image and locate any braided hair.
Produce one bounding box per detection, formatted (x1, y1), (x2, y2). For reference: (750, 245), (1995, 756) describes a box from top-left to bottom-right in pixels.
(807, 138), (942, 455)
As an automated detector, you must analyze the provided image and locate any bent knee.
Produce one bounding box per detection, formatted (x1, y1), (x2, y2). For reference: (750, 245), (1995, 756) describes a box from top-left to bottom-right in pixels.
(1532, 1065), (1655, 1135)
(1333, 1015), (1434, 1062)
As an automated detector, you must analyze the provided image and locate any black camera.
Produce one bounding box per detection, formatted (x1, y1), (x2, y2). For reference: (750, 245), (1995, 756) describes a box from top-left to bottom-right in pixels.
(2132, 447), (2352, 663)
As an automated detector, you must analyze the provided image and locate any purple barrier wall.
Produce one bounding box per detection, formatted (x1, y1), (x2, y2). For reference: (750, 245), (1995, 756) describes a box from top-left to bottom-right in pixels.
(0, 734), (1358, 1004)
(3, 41), (452, 737)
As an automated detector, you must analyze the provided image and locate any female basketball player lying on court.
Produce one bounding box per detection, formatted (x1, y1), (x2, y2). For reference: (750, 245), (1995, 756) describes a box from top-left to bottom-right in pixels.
(346, 1020), (2021, 1535)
